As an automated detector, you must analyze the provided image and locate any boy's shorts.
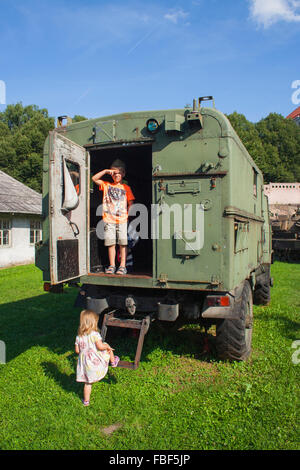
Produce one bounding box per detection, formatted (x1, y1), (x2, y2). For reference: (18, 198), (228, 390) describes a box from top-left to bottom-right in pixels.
(104, 222), (128, 246)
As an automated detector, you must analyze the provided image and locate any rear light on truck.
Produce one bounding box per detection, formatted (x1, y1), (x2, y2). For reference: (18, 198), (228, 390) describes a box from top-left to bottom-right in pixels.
(44, 282), (51, 292)
(207, 296), (230, 307)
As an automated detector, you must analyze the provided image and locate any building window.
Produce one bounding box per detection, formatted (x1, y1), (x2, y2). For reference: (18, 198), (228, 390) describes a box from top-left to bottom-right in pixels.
(0, 219), (11, 247)
(30, 221), (42, 245)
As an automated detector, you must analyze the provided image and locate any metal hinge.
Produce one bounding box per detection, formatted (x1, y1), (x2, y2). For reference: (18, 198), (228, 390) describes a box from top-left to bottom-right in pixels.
(158, 274), (168, 285)
(210, 275), (220, 286)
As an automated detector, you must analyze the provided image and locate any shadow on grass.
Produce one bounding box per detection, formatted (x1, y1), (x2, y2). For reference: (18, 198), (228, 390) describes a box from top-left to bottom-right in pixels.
(254, 310), (300, 340)
(104, 318), (218, 363)
(0, 288), (218, 366)
(41, 361), (118, 399)
(0, 289), (81, 362)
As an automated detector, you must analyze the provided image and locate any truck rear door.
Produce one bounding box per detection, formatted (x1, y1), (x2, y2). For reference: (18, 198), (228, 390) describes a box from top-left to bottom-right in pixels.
(49, 131), (87, 284)
(154, 175), (223, 286)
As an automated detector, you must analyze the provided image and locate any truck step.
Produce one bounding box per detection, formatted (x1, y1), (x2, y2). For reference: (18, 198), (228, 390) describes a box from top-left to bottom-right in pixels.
(100, 311), (153, 370)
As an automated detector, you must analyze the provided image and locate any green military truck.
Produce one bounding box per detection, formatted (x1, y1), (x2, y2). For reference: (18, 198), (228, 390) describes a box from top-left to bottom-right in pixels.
(36, 97), (272, 366)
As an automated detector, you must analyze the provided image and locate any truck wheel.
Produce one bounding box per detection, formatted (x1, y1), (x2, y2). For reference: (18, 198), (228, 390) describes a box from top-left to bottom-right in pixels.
(253, 272), (271, 306)
(253, 282), (270, 305)
(216, 280), (253, 361)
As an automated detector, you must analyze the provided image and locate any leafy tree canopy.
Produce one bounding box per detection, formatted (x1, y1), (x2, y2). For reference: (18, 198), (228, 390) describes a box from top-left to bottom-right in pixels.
(0, 104), (88, 192)
(0, 103), (55, 192)
(227, 111), (300, 183)
(72, 115), (88, 123)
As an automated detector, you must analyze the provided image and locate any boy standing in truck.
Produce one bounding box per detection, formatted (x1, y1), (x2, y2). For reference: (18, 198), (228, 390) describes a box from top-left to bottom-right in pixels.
(92, 159), (135, 275)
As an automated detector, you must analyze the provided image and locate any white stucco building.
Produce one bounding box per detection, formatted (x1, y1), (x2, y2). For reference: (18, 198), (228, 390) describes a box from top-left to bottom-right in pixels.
(264, 182), (300, 205)
(0, 171), (42, 268)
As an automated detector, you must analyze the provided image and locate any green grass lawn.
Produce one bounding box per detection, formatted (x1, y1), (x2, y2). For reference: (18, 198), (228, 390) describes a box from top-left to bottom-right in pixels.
(0, 262), (299, 450)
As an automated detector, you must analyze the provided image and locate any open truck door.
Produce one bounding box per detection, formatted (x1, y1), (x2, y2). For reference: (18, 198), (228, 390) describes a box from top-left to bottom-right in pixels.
(49, 131), (87, 284)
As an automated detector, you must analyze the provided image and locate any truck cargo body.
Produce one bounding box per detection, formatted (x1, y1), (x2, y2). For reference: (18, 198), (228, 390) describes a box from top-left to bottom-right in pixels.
(36, 103), (272, 361)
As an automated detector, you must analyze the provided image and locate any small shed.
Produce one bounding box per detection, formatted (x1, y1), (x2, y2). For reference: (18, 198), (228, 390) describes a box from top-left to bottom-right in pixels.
(0, 171), (42, 268)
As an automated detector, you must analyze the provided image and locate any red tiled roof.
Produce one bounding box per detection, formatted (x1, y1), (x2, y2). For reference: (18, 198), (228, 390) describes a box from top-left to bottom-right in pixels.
(286, 106), (300, 120)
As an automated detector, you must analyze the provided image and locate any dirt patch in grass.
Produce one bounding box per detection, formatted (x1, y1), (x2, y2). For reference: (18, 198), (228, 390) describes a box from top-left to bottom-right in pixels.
(101, 422), (123, 435)
(158, 356), (221, 394)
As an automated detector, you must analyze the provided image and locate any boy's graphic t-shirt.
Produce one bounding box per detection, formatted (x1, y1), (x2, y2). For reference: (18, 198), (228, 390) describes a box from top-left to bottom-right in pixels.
(98, 181), (135, 224)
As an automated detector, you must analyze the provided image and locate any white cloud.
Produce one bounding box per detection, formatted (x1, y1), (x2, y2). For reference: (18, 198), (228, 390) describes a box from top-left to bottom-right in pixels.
(164, 9), (189, 24)
(249, 0), (300, 27)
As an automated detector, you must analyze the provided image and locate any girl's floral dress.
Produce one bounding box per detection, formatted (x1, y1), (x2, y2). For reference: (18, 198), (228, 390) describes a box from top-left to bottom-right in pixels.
(75, 331), (110, 383)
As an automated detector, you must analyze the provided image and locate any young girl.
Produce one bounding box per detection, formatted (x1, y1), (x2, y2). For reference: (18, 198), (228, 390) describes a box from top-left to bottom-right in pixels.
(75, 309), (119, 406)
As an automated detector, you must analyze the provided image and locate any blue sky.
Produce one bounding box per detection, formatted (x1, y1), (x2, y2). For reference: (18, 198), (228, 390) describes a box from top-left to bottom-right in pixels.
(0, 0), (299, 122)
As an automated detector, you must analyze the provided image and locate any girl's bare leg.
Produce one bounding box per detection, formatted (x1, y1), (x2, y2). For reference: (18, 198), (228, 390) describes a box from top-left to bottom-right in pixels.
(83, 383), (92, 402)
(106, 345), (115, 363)
(103, 342), (116, 364)
(109, 349), (115, 364)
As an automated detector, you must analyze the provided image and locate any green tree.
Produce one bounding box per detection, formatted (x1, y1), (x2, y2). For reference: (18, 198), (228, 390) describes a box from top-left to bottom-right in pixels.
(72, 115), (88, 123)
(227, 112), (273, 179)
(256, 113), (300, 181)
(0, 103), (55, 191)
(227, 111), (300, 183)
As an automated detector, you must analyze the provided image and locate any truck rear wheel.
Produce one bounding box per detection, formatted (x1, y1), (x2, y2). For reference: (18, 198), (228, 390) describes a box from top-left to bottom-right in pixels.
(216, 280), (253, 361)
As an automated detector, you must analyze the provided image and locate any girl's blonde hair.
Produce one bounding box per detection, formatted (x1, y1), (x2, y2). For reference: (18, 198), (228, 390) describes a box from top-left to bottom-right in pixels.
(78, 309), (99, 336)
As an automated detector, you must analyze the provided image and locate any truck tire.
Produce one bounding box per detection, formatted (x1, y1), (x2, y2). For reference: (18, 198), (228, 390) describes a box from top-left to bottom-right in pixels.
(253, 281), (270, 305)
(253, 270), (271, 306)
(216, 280), (253, 361)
